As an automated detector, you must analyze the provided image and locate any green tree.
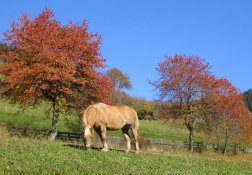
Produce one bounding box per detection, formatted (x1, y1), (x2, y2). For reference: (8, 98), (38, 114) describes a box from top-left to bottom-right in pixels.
(244, 89), (252, 112)
(0, 43), (13, 61)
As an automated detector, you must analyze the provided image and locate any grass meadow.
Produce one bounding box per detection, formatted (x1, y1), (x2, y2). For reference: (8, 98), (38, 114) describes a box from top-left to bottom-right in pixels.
(1, 100), (252, 174)
(1, 127), (252, 175)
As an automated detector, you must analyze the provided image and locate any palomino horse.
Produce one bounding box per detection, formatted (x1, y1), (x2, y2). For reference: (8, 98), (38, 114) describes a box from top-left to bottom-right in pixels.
(82, 103), (141, 153)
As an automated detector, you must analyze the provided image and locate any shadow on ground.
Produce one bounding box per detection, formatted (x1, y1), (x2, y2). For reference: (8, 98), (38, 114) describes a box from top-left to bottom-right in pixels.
(63, 144), (129, 153)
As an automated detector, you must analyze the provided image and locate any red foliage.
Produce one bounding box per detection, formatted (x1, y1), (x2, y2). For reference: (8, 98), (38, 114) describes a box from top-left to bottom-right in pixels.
(153, 54), (252, 148)
(153, 54), (213, 152)
(154, 54), (211, 104)
(0, 8), (114, 107)
(210, 78), (252, 144)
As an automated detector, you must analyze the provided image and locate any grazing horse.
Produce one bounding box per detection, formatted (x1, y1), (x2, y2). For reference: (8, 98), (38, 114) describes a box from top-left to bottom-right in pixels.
(82, 103), (141, 153)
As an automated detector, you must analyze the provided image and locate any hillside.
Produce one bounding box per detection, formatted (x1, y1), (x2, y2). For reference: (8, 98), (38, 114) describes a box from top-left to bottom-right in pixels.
(0, 126), (252, 175)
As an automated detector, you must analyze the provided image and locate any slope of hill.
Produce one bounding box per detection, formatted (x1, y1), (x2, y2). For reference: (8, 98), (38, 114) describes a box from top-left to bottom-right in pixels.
(0, 126), (251, 175)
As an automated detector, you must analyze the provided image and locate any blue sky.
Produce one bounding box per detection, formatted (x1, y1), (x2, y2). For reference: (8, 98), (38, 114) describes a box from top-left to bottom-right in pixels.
(1, 0), (252, 100)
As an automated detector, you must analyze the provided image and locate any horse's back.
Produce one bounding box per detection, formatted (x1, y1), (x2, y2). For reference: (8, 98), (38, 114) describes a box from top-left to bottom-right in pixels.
(83, 103), (139, 129)
(105, 104), (139, 129)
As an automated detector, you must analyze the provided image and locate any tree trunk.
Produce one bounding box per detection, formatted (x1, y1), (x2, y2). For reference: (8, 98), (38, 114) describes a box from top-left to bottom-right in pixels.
(223, 129), (228, 155)
(216, 124), (220, 152)
(186, 122), (194, 153)
(216, 134), (220, 152)
(49, 110), (59, 141)
(188, 127), (194, 153)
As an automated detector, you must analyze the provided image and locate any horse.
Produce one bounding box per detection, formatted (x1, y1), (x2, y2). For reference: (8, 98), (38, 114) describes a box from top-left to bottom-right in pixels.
(82, 102), (142, 153)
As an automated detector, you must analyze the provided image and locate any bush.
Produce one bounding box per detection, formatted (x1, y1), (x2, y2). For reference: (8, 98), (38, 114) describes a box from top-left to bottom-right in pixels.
(138, 109), (157, 120)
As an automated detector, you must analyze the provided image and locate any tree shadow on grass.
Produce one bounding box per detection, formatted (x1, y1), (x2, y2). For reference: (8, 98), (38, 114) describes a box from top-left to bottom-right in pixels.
(4, 121), (49, 138)
(63, 144), (126, 153)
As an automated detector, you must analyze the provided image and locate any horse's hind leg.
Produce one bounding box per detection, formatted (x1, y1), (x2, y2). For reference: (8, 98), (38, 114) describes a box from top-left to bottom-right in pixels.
(122, 125), (131, 152)
(95, 125), (108, 152)
(132, 127), (140, 153)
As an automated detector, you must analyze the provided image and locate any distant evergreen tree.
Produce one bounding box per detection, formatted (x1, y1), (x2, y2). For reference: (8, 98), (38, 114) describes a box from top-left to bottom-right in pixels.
(243, 89), (252, 112)
(0, 43), (13, 61)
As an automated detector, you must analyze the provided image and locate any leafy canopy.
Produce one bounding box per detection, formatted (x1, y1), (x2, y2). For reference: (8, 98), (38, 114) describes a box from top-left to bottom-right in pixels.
(0, 8), (114, 110)
(106, 68), (132, 90)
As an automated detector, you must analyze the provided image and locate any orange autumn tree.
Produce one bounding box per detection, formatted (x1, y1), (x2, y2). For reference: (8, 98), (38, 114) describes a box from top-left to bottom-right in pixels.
(207, 78), (252, 154)
(0, 8), (115, 140)
(152, 54), (212, 152)
(105, 68), (132, 90)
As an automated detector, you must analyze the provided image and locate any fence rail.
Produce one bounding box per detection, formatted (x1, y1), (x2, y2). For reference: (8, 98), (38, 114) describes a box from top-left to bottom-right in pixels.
(57, 131), (252, 153)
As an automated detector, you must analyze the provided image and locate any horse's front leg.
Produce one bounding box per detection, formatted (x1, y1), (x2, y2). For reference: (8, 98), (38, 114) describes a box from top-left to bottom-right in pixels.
(122, 125), (131, 152)
(99, 125), (108, 152)
(132, 128), (140, 153)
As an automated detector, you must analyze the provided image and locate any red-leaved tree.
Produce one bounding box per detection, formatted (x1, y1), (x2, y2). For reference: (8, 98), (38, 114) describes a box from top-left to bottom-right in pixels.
(0, 8), (115, 140)
(152, 54), (213, 152)
(206, 78), (252, 154)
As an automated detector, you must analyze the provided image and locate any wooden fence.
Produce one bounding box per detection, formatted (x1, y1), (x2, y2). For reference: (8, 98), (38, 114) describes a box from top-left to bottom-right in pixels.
(8, 128), (252, 153)
(57, 131), (252, 153)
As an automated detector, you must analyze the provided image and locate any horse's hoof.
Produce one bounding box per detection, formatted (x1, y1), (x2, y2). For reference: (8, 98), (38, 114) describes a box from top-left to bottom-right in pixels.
(135, 150), (140, 154)
(101, 148), (108, 152)
(85, 147), (92, 150)
(124, 149), (130, 153)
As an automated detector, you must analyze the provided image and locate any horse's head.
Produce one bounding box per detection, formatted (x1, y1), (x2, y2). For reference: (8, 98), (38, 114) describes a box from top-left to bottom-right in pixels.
(83, 126), (92, 150)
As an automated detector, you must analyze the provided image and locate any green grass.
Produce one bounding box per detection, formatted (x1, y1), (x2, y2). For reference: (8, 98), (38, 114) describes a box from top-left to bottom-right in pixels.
(0, 127), (252, 175)
(0, 100), (80, 133)
(139, 120), (202, 141)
